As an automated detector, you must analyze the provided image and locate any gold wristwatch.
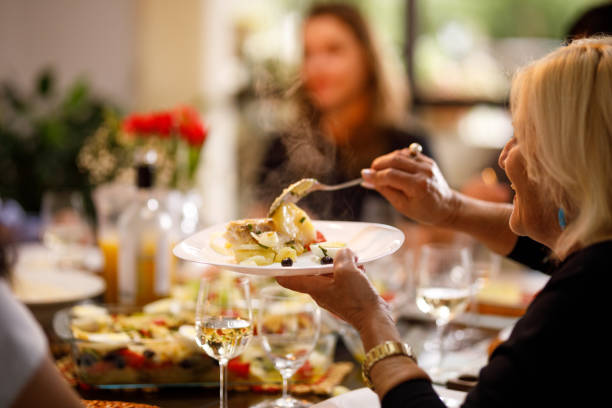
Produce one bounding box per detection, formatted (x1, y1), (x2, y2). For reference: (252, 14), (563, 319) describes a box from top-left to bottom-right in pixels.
(362, 341), (417, 389)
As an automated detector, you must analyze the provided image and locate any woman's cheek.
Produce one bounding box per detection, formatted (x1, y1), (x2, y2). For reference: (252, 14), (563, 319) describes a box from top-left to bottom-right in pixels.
(508, 196), (525, 235)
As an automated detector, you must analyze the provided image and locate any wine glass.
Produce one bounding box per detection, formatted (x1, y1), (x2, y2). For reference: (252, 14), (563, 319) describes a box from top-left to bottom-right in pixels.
(466, 243), (500, 326)
(195, 273), (254, 408)
(415, 244), (472, 381)
(448, 242), (501, 348)
(253, 285), (321, 408)
(40, 190), (93, 268)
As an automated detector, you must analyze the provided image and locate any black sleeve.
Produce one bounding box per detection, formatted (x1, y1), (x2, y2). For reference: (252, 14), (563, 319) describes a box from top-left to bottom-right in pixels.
(506, 236), (554, 274)
(382, 379), (447, 408)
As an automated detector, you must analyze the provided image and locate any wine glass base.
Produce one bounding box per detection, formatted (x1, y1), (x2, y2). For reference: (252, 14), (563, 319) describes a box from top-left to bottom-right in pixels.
(445, 326), (489, 351)
(417, 350), (460, 385)
(251, 396), (314, 408)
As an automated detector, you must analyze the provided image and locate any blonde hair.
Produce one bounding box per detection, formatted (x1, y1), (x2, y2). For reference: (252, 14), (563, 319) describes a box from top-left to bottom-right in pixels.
(510, 36), (612, 258)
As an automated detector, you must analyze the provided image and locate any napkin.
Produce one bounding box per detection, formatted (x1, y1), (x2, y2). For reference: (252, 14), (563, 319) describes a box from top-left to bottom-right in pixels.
(311, 385), (466, 408)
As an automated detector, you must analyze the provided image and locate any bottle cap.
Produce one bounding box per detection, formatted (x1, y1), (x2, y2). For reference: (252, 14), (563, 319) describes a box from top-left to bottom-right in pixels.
(136, 164), (155, 188)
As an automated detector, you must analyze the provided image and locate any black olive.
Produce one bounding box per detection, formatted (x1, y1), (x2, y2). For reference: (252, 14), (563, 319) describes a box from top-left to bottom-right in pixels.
(143, 349), (155, 359)
(77, 353), (97, 367)
(281, 258), (293, 267)
(321, 256), (333, 265)
(103, 352), (116, 362)
(114, 356), (126, 369)
(179, 358), (195, 369)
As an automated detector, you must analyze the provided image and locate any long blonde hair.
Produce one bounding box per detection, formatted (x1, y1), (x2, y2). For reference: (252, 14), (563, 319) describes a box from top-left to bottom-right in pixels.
(510, 36), (612, 258)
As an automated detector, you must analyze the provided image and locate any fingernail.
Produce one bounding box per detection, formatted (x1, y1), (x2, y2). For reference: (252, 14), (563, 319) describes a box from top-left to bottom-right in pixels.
(361, 168), (375, 179)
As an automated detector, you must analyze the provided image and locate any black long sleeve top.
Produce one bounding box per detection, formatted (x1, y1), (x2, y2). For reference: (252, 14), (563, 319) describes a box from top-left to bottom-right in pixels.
(382, 237), (612, 408)
(257, 126), (432, 222)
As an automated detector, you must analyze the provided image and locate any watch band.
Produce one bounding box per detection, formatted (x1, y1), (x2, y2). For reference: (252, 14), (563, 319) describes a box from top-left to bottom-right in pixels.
(361, 341), (417, 389)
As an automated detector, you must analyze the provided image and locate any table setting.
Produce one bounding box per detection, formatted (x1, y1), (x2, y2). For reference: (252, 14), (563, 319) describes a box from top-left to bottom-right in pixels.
(3, 101), (543, 407)
(6, 159), (546, 408)
(5, 154), (548, 408)
(24, 176), (539, 408)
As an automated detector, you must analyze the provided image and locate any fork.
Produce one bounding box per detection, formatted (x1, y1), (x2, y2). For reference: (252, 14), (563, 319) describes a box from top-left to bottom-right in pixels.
(268, 177), (363, 216)
(267, 142), (423, 216)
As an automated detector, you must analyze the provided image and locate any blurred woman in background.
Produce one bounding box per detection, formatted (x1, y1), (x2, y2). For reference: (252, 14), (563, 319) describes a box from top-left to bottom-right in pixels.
(258, 2), (431, 222)
(278, 37), (612, 407)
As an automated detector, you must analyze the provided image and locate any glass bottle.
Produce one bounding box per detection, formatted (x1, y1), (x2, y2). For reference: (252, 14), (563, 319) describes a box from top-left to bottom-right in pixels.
(118, 163), (174, 306)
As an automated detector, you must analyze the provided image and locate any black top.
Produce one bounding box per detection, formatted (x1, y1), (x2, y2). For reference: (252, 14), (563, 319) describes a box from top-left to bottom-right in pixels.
(383, 237), (612, 408)
(257, 126), (432, 222)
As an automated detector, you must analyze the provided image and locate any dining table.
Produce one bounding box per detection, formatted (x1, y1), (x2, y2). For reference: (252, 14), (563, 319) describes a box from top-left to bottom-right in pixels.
(71, 315), (501, 408)
(75, 339), (365, 408)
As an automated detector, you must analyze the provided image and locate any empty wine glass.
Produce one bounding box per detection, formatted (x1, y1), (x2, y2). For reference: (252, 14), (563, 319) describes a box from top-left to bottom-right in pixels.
(415, 244), (472, 381)
(196, 273), (254, 408)
(40, 190), (93, 268)
(252, 285), (321, 408)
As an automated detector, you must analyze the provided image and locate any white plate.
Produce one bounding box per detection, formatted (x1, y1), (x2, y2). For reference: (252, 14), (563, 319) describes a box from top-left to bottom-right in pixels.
(173, 220), (405, 276)
(13, 269), (106, 305)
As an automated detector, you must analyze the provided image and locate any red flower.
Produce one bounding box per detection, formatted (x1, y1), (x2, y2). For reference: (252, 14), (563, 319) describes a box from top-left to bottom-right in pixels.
(175, 106), (207, 146)
(122, 106), (206, 145)
(151, 112), (173, 137)
(122, 113), (152, 135)
(179, 121), (207, 146)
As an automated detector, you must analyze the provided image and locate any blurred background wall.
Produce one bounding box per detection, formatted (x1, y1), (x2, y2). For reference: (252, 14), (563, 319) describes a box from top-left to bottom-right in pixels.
(0, 0), (137, 107)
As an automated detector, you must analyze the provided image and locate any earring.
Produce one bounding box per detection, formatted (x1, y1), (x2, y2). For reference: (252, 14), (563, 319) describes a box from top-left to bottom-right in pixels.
(558, 208), (567, 230)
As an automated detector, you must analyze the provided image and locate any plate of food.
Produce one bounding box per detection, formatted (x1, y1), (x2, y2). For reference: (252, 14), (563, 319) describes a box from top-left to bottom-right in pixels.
(173, 202), (404, 276)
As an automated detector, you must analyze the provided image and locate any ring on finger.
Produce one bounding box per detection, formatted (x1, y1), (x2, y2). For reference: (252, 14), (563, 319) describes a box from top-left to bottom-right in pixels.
(407, 142), (423, 158)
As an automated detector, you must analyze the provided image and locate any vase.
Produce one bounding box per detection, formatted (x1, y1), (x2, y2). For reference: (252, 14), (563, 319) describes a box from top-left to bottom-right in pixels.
(166, 189), (204, 239)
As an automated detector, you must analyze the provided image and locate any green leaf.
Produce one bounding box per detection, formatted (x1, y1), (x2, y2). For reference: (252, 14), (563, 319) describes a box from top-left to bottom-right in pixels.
(62, 80), (89, 113)
(36, 68), (54, 97)
(1, 83), (26, 112)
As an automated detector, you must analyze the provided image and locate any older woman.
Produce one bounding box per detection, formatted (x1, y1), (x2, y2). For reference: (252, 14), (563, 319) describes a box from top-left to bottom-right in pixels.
(278, 37), (612, 407)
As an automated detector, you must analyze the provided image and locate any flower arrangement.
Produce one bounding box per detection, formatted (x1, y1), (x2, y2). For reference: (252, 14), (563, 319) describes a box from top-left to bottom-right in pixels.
(79, 106), (207, 189)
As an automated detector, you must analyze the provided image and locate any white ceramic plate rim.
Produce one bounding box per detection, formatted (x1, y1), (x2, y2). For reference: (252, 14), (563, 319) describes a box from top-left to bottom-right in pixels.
(14, 269), (106, 305)
(173, 220), (405, 276)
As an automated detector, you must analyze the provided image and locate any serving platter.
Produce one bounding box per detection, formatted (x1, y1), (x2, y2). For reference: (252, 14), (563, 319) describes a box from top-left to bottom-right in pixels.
(173, 220), (405, 276)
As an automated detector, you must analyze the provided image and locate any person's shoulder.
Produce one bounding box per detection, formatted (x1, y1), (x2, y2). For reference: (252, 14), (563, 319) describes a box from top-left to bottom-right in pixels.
(0, 279), (49, 407)
(556, 240), (612, 280)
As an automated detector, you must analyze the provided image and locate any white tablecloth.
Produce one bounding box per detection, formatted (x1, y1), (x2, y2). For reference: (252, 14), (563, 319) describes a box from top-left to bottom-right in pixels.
(311, 385), (466, 408)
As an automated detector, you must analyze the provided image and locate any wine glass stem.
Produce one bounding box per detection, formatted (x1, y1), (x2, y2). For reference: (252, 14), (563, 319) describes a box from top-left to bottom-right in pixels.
(219, 359), (228, 408)
(435, 321), (447, 374)
(281, 373), (290, 400)
(469, 284), (481, 326)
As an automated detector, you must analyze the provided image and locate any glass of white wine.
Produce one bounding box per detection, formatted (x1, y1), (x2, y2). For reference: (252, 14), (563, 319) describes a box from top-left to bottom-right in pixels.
(415, 244), (472, 381)
(253, 285), (321, 408)
(195, 273), (254, 408)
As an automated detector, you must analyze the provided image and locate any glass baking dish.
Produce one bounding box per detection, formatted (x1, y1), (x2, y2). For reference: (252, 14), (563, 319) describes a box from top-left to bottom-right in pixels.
(53, 303), (337, 389)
